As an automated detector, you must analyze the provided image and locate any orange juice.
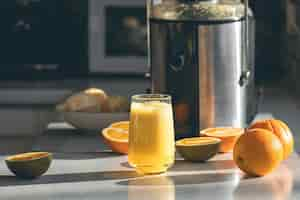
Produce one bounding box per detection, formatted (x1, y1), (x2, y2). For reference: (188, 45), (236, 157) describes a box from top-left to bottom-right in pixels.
(128, 95), (175, 174)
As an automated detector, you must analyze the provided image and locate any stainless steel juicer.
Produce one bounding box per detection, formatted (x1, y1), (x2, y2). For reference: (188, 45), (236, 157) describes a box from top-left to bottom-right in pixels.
(149, 0), (256, 138)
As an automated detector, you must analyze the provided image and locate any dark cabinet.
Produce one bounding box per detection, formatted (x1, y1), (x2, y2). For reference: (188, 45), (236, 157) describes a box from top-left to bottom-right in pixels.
(0, 0), (88, 79)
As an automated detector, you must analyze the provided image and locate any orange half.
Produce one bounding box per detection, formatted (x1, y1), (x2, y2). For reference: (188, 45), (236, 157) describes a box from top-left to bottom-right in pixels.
(110, 121), (130, 132)
(200, 127), (244, 153)
(176, 137), (221, 146)
(102, 127), (128, 154)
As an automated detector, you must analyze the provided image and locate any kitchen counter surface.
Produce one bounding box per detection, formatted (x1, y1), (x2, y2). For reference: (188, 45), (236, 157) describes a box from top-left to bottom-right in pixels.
(0, 151), (298, 200)
(0, 87), (299, 199)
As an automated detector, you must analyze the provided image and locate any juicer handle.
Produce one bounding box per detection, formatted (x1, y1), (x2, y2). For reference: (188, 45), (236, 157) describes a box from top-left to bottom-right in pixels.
(239, 70), (251, 86)
(239, 0), (250, 87)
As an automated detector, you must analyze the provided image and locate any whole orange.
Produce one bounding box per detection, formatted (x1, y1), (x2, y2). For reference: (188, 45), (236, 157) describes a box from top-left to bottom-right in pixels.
(249, 119), (294, 159)
(233, 128), (283, 176)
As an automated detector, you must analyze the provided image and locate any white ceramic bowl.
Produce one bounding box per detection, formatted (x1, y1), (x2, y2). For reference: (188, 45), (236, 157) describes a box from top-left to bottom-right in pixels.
(62, 111), (129, 130)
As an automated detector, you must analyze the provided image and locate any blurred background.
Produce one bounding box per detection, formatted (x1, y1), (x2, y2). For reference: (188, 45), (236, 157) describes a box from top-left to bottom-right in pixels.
(0, 0), (294, 83)
(0, 0), (298, 139)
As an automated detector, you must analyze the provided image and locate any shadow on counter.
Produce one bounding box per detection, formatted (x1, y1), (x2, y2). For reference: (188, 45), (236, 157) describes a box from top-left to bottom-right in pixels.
(0, 170), (140, 187)
(52, 152), (123, 160)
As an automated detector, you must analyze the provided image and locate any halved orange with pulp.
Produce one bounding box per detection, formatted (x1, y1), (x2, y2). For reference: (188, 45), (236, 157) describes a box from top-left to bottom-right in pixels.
(200, 127), (244, 153)
(176, 137), (221, 162)
(102, 127), (128, 154)
(176, 137), (221, 146)
(109, 121), (129, 131)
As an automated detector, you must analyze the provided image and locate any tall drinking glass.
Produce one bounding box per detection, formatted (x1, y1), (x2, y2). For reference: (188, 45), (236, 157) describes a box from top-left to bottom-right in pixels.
(128, 94), (175, 174)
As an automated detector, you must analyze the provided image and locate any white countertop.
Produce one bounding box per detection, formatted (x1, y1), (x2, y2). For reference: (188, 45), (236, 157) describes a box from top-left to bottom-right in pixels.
(0, 151), (298, 200)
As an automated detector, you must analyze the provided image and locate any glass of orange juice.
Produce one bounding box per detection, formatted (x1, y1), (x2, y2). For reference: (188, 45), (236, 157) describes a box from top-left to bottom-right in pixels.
(128, 94), (175, 175)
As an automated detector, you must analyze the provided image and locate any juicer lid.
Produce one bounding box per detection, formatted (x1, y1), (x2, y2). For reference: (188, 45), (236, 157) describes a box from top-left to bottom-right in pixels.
(150, 0), (249, 22)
